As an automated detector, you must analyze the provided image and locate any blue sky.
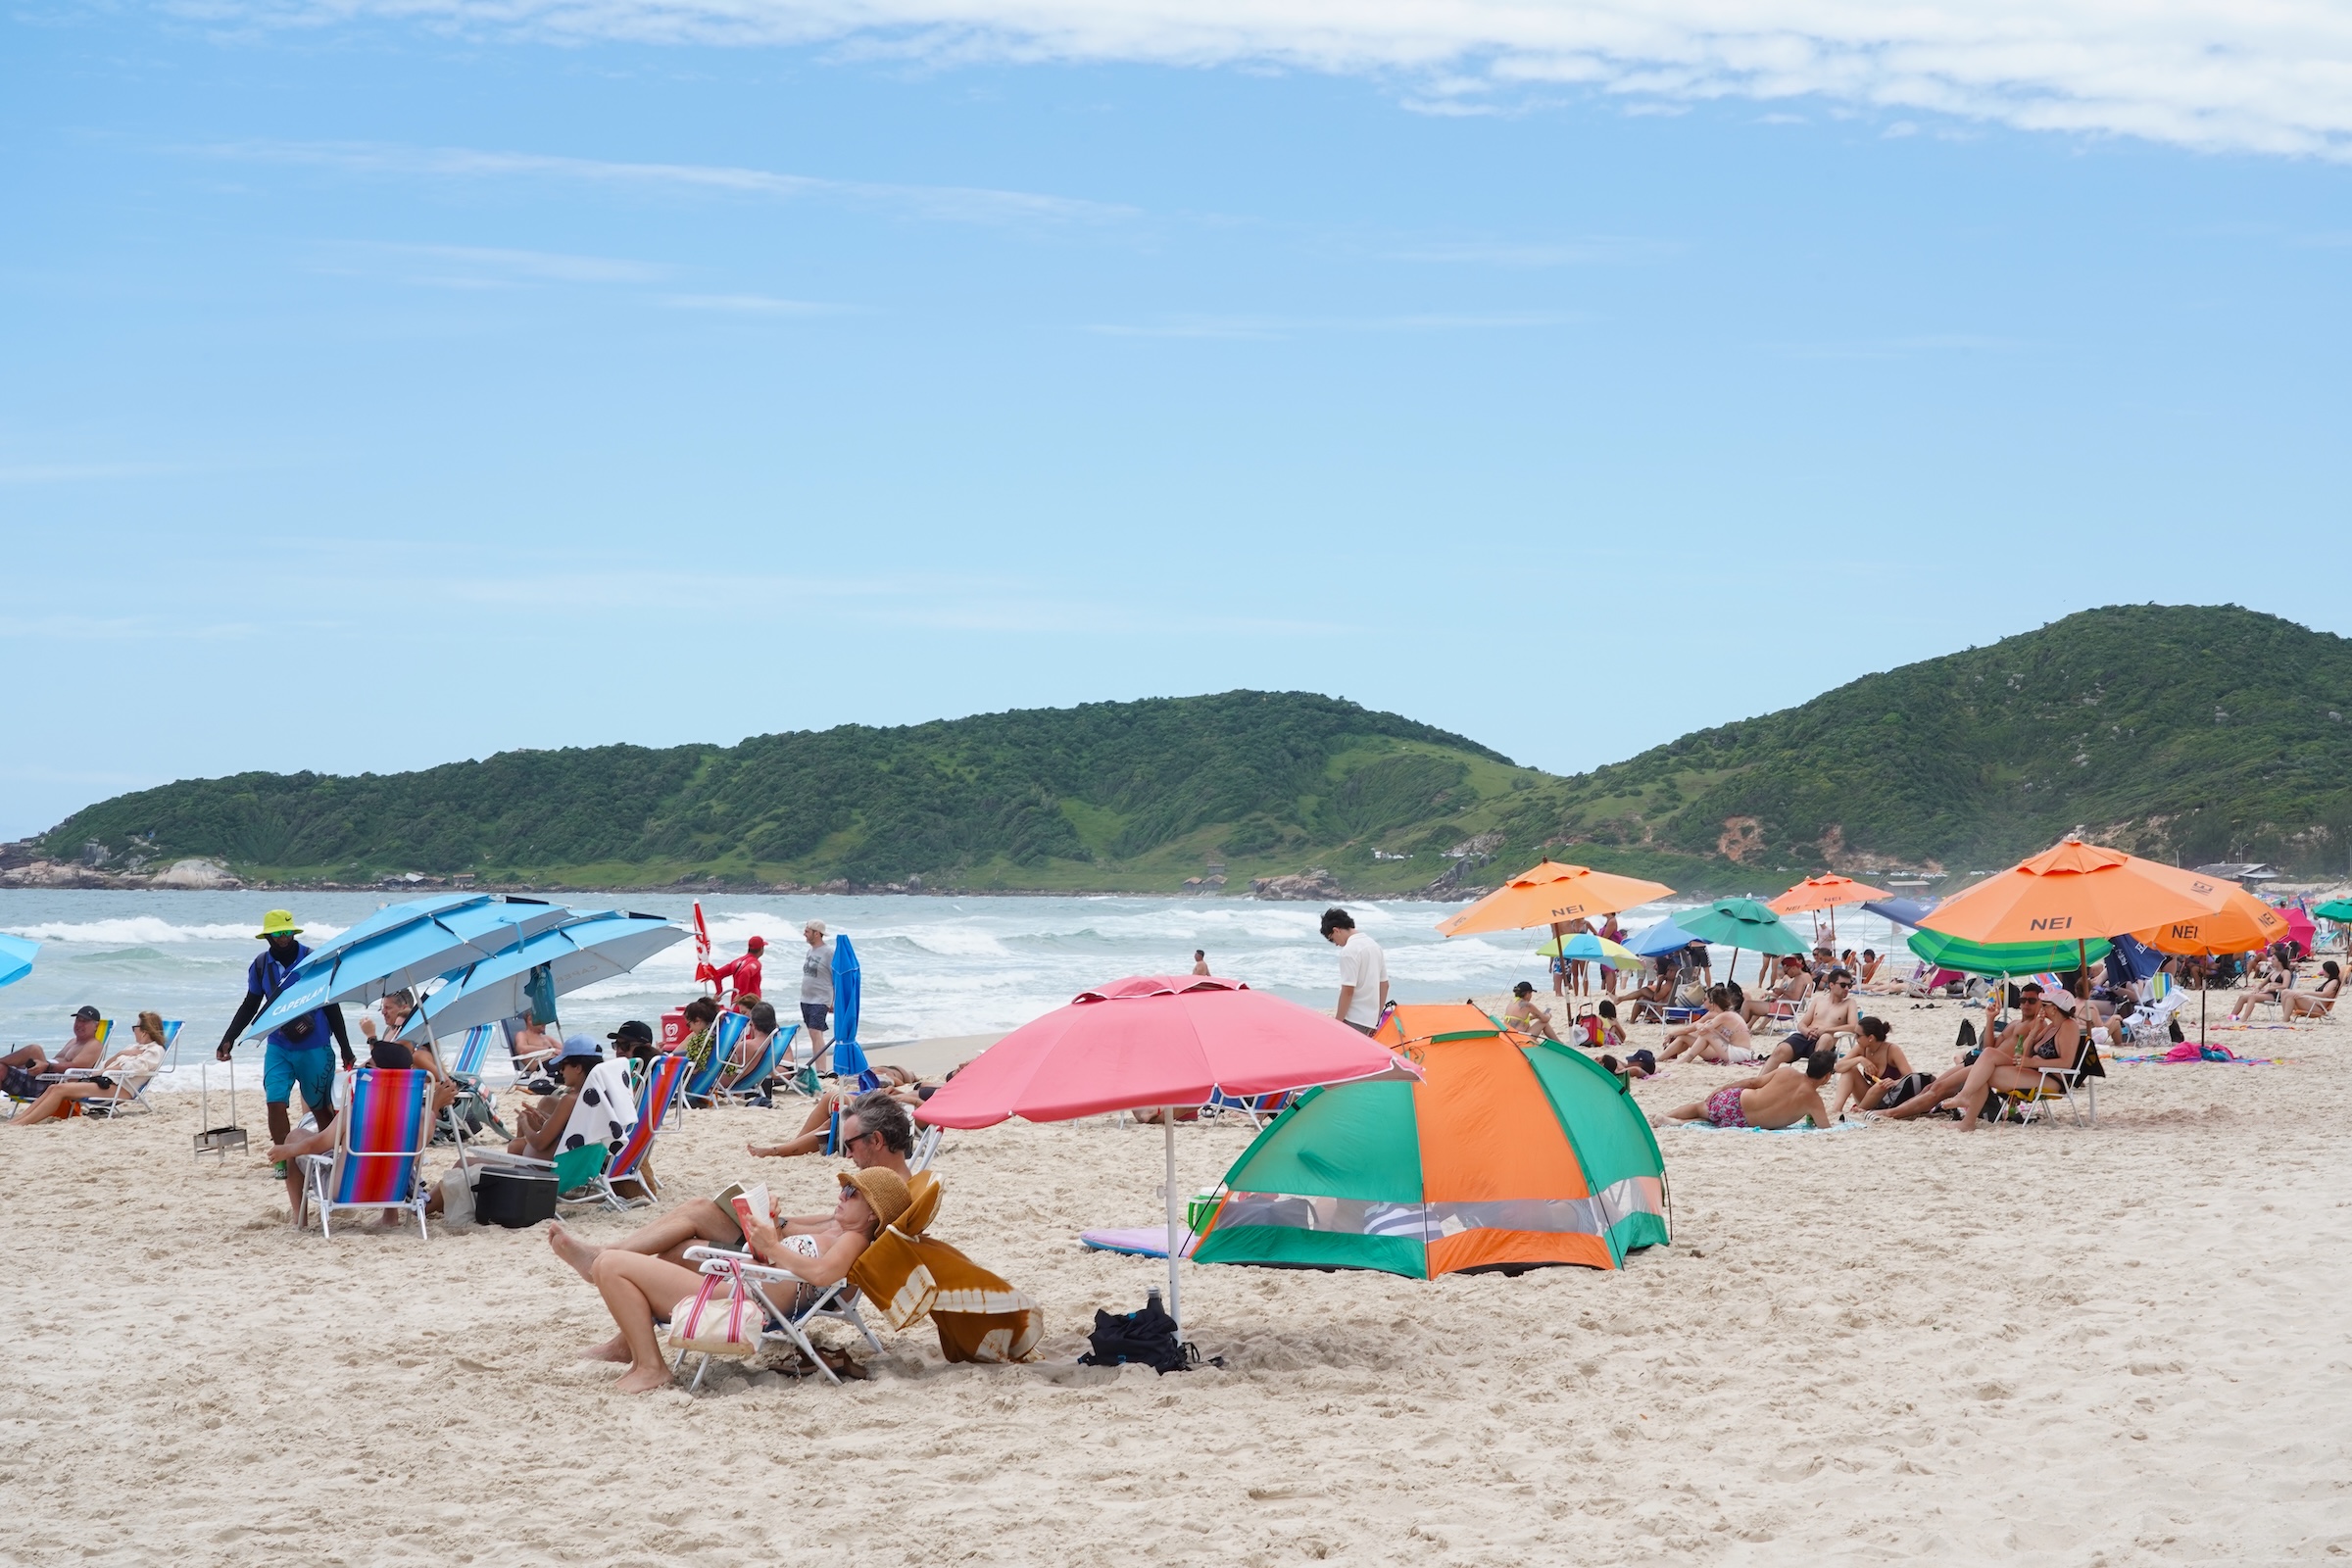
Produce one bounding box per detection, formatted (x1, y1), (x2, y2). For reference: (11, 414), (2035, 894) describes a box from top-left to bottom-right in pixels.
(4, 2), (2348, 840)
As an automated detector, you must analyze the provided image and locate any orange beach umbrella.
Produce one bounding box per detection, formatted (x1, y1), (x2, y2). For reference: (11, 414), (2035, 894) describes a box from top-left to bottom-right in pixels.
(2133, 885), (2288, 958)
(1435, 860), (1676, 938)
(1919, 839), (2232, 947)
(1767, 874), (1893, 914)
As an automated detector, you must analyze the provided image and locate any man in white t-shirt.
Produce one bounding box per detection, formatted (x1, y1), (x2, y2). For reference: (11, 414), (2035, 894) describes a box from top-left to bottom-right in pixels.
(1320, 907), (1389, 1034)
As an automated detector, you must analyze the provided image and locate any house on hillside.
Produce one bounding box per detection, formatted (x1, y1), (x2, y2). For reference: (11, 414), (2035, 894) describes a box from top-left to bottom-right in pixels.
(2193, 861), (2278, 883)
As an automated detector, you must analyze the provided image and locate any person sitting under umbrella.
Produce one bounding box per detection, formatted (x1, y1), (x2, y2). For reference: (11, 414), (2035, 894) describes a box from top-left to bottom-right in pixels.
(1876, 987), (2072, 1129)
(1655, 1051), (1837, 1131)
(746, 1070), (945, 1158)
(2234, 957), (2342, 1022)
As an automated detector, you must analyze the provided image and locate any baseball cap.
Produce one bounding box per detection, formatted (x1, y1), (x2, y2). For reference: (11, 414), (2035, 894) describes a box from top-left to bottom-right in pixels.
(74, 1004), (102, 1022)
(607, 1020), (654, 1046)
(553, 1034), (604, 1067)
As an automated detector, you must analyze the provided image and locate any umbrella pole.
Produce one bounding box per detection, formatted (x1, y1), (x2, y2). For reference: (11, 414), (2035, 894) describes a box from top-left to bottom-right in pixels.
(1162, 1111), (1183, 1329)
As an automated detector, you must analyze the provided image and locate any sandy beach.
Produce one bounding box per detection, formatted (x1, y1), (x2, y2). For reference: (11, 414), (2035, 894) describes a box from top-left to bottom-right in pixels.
(5, 991), (2348, 1565)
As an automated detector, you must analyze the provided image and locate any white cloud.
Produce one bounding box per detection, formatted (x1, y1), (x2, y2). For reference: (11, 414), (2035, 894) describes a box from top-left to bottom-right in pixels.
(661, 293), (857, 314)
(184, 1), (2352, 159)
(313, 240), (672, 287)
(1085, 309), (1586, 338)
(201, 138), (1138, 223)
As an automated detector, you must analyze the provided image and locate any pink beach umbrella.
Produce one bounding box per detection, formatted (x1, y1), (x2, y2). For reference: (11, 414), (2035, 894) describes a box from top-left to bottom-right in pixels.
(2278, 906), (2318, 953)
(918, 975), (1411, 1324)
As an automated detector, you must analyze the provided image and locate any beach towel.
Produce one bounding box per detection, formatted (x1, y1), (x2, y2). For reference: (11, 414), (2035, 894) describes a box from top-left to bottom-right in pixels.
(849, 1175), (1043, 1364)
(1079, 1227), (1200, 1259)
(559, 1059), (639, 1154)
(1665, 1117), (1864, 1137)
(2115, 1048), (2278, 1066)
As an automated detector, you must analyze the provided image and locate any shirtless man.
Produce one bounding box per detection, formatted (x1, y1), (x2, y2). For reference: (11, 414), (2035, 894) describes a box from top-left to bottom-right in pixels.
(1740, 957), (1811, 1026)
(1657, 987), (1756, 1063)
(548, 1092), (917, 1280)
(0, 1005), (109, 1093)
(1759, 968), (1861, 1069)
(1656, 1051), (1837, 1130)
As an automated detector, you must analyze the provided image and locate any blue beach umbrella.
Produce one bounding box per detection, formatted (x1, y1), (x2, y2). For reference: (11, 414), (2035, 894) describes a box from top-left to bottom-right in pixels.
(397, 911), (687, 1040)
(0, 932), (37, 989)
(828, 934), (870, 1081)
(300, 893), (494, 966)
(1625, 917), (1699, 958)
(1861, 897), (1936, 929)
(248, 896), (574, 1040)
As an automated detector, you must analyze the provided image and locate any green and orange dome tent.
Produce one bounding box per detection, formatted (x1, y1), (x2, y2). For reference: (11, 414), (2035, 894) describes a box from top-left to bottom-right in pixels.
(1191, 1004), (1670, 1280)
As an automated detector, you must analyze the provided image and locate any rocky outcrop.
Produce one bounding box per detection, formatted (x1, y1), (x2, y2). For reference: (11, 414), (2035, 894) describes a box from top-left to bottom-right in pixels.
(152, 858), (242, 889)
(1250, 867), (1343, 902)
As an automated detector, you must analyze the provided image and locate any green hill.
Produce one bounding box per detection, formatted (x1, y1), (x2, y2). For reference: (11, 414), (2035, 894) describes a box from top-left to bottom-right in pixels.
(1501, 604), (2352, 880)
(39, 607), (2352, 894)
(42, 692), (1549, 893)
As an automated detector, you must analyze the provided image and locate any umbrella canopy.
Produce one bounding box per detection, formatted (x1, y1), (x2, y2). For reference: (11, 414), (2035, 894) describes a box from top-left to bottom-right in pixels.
(1673, 898), (1810, 957)
(1435, 861), (1676, 938)
(918, 974), (1409, 1326)
(0, 932), (36, 990)
(1625, 917), (1699, 959)
(1920, 838), (2232, 945)
(1768, 874), (1892, 914)
(1536, 932), (1643, 969)
(1862, 897), (1936, 929)
(1907, 928), (2114, 978)
(2133, 885), (2293, 957)
(396, 911), (686, 1039)
(247, 896), (575, 1040)
(2315, 898), (2352, 922)
(2279, 906), (2318, 951)
(1194, 1004), (1668, 1279)
(829, 934), (869, 1080)
(299, 893), (494, 967)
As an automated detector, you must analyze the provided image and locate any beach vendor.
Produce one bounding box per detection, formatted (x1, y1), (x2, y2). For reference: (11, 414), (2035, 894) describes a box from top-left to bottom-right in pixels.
(707, 934), (766, 1013)
(216, 909), (354, 1154)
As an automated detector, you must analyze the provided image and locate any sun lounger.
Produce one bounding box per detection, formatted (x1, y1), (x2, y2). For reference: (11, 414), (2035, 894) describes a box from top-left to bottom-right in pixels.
(1202, 1087), (1292, 1127)
(490, 1051), (691, 1210)
(1990, 1037), (2106, 1127)
(77, 1019), (177, 1119)
(910, 1121), (943, 1173)
(674, 1245), (886, 1391)
(712, 1024), (797, 1107)
(295, 1067), (434, 1240)
(681, 1013), (746, 1109)
(435, 1023), (507, 1145)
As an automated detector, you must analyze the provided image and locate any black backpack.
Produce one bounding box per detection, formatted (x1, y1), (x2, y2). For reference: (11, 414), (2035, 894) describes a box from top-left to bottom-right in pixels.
(1078, 1298), (1198, 1375)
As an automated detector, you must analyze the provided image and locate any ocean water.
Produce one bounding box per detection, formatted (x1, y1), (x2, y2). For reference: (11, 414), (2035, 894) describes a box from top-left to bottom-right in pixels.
(0, 890), (1911, 1081)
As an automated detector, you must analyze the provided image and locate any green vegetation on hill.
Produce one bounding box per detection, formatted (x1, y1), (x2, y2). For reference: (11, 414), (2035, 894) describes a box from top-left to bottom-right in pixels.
(45, 693), (1545, 893)
(41, 607), (2352, 893)
(1503, 604), (2352, 878)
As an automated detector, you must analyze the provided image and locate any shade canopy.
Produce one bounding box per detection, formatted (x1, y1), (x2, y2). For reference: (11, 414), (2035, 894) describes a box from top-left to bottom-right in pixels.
(2133, 885), (2295, 957)
(1862, 897), (1936, 929)
(2315, 898), (2352, 922)
(1918, 839), (2232, 946)
(0, 932), (36, 990)
(2280, 906), (2318, 951)
(396, 911), (686, 1039)
(1672, 898), (1811, 957)
(1906, 928), (2114, 977)
(1536, 932), (1643, 969)
(915, 976), (1406, 1129)
(1624, 917), (1700, 958)
(1768, 874), (1892, 914)
(249, 896), (575, 1040)
(1435, 861), (1675, 938)
(300, 893), (494, 967)
(1194, 1004), (1668, 1280)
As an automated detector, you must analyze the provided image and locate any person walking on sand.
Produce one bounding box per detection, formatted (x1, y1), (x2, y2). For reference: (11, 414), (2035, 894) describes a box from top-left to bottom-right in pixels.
(1321, 907), (1388, 1035)
(798, 920), (835, 1070)
(216, 909), (354, 1159)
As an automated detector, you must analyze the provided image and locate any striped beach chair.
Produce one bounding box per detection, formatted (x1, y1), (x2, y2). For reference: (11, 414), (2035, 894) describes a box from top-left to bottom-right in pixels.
(7, 1018), (114, 1117)
(436, 1023), (507, 1145)
(79, 1019), (177, 1119)
(296, 1068), (434, 1240)
(682, 1013), (747, 1109)
(534, 1051), (692, 1212)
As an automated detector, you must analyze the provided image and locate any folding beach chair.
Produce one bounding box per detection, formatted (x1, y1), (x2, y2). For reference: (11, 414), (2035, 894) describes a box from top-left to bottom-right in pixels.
(910, 1121), (944, 1173)
(295, 1068), (434, 1240)
(1990, 1037), (2106, 1127)
(78, 1019), (177, 1119)
(682, 1013), (746, 1109)
(712, 1024), (798, 1107)
(8, 1018), (114, 1117)
(675, 1245), (886, 1391)
(434, 1023), (508, 1145)
(1202, 1087), (1292, 1128)
(494, 1051), (692, 1210)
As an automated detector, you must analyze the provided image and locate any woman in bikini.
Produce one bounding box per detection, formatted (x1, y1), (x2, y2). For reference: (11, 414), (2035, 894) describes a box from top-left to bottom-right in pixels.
(1824, 1015), (1911, 1120)
(1501, 981), (1559, 1041)
(580, 1165), (910, 1393)
(1656, 987), (1755, 1063)
(2270, 959), (2343, 1021)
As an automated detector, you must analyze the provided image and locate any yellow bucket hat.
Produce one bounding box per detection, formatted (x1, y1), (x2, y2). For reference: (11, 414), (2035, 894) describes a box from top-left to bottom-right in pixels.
(256, 909), (303, 939)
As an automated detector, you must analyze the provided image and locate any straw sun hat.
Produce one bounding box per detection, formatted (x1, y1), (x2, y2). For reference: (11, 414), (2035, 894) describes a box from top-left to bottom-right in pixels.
(837, 1167), (912, 1232)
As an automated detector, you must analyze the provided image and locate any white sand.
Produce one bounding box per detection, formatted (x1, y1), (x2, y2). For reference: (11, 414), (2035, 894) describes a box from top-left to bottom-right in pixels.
(5, 995), (2349, 1564)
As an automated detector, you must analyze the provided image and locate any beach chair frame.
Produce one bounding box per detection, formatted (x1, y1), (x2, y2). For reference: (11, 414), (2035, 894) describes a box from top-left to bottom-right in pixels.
(711, 1024), (798, 1107)
(676, 1245), (886, 1392)
(75, 1020), (177, 1119)
(680, 1014), (746, 1109)
(910, 1121), (943, 1173)
(434, 1024), (507, 1146)
(295, 1068), (434, 1241)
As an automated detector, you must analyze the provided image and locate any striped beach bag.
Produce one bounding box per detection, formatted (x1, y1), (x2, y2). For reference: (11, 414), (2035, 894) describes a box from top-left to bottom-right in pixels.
(667, 1258), (760, 1358)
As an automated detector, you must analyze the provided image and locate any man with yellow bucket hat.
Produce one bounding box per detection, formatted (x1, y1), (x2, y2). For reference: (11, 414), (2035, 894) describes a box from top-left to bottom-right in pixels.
(216, 909), (355, 1155)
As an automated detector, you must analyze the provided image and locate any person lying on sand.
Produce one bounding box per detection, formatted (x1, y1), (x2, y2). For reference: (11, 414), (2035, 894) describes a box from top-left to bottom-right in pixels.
(746, 1071), (943, 1159)
(1656, 1051), (1836, 1130)
(1501, 981), (1558, 1041)
(1656, 987), (1757, 1064)
(577, 1166), (910, 1394)
(5, 1010), (170, 1126)
(1823, 1015), (1912, 1120)
(1876, 988), (2076, 1130)
(1740, 957), (1812, 1025)
(1759, 968), (1862, 1069)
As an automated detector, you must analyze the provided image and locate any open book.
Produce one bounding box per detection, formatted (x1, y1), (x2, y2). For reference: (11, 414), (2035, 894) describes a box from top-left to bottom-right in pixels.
(727, 1183), (770, 1243)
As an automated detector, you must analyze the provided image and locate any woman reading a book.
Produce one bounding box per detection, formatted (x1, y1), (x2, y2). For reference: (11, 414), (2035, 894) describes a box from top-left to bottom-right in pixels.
(580, 1166), (911, 1393)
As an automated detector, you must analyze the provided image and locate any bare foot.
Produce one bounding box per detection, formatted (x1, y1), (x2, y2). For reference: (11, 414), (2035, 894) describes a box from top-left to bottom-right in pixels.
(547, 1222), (602, 1283)
(746, 1143), (785, 1158)
(613, 1363), (674, 1394)
(580, 1334), (631, 1363)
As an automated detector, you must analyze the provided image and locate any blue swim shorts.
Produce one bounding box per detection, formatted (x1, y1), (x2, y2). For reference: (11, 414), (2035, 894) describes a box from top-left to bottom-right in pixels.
(264, 1041), (335, 1111)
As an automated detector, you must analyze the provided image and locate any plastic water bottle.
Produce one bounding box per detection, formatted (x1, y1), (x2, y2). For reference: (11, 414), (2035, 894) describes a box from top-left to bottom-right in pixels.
(1146, 1288), (1163, 1317)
